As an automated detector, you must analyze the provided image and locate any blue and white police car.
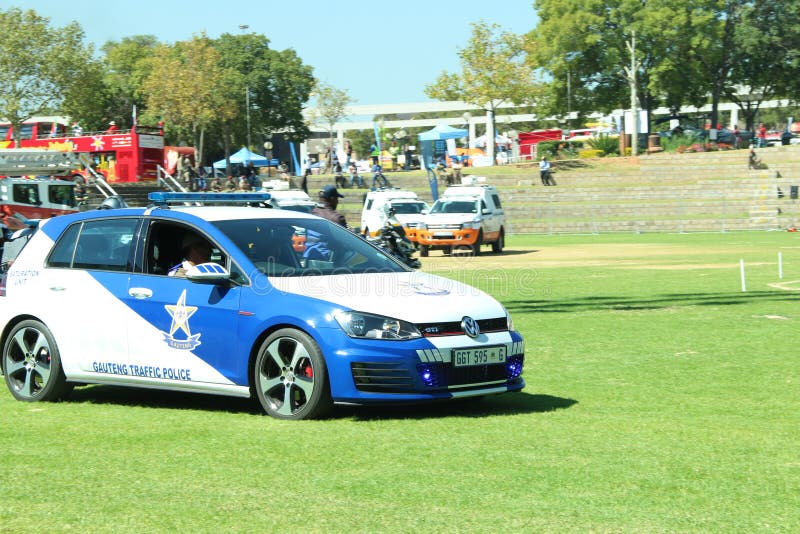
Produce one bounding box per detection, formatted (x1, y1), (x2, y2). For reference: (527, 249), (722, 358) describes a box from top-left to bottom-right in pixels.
(0, 193), (524, 419)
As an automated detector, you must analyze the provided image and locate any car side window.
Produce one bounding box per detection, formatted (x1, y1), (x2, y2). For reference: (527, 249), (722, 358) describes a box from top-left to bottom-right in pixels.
(492, 194), (502, 209)
(144, 221), (227, 276)
(47, 223), (82, 268)
(47, 219), (138, 271)
(12, 183), (40, 206)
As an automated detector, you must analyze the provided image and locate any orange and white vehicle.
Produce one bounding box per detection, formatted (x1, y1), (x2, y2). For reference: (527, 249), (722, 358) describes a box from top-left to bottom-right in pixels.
(0, 116), (164, 182)
(360, 189), (429, 243)
(417, 184), (505, 256)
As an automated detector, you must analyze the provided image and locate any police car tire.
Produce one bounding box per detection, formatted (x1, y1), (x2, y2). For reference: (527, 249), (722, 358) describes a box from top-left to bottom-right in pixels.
(471, 231), (483, 256)
(420, 245), (429, 257)
(253, 328), (332, 420)
(3, 320), (72, 402)
(492, 229), (504, 254)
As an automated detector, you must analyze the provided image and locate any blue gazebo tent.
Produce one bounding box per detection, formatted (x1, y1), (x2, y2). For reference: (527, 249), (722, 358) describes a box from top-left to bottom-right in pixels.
(212, 147), (269, 169)
(417, 124), (468, 142)
(418, 124), (468, 200)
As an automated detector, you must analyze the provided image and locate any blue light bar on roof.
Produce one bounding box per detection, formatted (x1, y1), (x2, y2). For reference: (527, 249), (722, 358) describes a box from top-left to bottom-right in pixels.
(148, 192), (272, 205)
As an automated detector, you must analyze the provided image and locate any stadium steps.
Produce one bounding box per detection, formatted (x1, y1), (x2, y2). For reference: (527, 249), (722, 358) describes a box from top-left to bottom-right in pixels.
(86, 145), (800, 234)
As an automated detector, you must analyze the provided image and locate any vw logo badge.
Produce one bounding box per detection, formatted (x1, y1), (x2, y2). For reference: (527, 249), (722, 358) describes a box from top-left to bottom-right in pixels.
(461, 316), (480, 338)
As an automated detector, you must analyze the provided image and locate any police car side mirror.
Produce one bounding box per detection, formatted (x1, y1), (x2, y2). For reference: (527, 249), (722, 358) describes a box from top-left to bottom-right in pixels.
(185, 262), (231, 283)
(482, 209), (491, 215)
(421, 209), (429, 215)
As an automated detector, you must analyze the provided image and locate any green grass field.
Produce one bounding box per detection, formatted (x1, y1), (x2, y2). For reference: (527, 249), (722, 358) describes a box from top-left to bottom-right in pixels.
(1, 232), (799, 532)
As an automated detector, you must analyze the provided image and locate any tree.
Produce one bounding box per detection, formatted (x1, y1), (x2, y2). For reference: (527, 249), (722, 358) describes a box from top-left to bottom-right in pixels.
(0, 7), (96, 145)
(726, 0), (800, 129)
(100, 35), (160, 129)
(312, 82), (354, 170)
(425, 21), (538, 164)
(213, 32), (315, 152)
(528, 0), (711, 133)
(141, 34), (235, 165)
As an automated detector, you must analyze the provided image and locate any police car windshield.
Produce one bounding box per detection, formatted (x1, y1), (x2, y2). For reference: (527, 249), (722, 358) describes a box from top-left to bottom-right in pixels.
(430, 200), (478, 214)
(213, 217), (409, 276)
(391, 202), (426, 214)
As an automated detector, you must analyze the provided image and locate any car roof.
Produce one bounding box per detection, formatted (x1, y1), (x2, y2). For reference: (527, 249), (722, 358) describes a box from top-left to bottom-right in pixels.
(367, 189), (418, 199)
(268, 190), (312, 200)
(50, 205), (319, 224)
(166, 206), (318, 222)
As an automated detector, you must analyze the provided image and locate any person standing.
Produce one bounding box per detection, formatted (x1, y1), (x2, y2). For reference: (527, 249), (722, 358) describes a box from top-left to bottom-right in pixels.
(345, 141), (353, 167)
(302, 158), (314, 194)
(733, 125), (741, 149)
(370, 143), (380, 165)
(404, 144), (413, 171)
(371, 163), (388, 188)
(312, 185), (347, 227)
(757, 123), (767, 148)
(539, 156), (556, 186)
(195, 164), (207, 191)
(389, 141), (400, 171)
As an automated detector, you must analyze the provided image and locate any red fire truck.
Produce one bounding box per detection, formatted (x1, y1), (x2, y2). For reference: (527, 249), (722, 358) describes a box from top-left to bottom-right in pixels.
(0, 116), (164, 182)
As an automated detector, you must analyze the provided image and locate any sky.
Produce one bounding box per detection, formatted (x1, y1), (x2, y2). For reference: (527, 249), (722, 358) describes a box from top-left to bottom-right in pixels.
(13, 0), (539, 106)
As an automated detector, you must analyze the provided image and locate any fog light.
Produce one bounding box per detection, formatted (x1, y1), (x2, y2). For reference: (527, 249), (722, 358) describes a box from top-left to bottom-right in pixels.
(506, 356), (523, 379)
(417, 364), (439, 387)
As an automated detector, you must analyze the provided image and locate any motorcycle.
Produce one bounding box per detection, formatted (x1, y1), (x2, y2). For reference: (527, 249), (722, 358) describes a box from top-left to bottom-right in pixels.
(366, 208), (421, 269)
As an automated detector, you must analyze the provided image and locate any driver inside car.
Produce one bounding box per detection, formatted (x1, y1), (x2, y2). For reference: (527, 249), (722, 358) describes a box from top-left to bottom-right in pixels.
(169, 233), (213, 277)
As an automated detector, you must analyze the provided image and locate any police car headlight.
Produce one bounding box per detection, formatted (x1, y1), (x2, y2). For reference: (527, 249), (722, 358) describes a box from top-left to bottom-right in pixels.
(335, 311), (422, 340)
(504, 306), (515, 331)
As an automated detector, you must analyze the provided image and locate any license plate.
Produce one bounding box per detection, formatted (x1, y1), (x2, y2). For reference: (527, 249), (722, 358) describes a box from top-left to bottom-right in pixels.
(433, 232), (453, 238)
(452, 346), (507, 367)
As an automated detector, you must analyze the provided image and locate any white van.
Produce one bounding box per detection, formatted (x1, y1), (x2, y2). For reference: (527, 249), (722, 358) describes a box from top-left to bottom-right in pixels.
(360, 189), (430, 242)
(417, 184), (505, 256)
(265, 189), (316, 213)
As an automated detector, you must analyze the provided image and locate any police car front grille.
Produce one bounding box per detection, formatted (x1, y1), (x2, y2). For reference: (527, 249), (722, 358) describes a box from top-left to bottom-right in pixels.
(426, 223), (461, 230)
(416, 317), (507, 337)
(351, 362), (414, 392)
(417, 361), (518, 389)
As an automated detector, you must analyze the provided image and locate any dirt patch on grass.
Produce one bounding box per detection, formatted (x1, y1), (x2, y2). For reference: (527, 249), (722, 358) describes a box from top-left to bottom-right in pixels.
(421, 243), (741, 270)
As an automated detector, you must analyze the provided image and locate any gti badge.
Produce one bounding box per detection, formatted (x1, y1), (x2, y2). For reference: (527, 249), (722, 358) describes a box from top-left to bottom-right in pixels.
(162, 289), (202, 350)
(461, 316), (480, 338)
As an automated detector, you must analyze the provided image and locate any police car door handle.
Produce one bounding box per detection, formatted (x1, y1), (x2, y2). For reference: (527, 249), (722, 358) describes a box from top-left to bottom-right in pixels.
(129, 287), (153, 299)
(49, 286), (66, 292)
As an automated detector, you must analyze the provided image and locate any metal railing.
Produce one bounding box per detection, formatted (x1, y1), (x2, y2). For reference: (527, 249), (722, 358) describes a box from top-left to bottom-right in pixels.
(77, 154), (117, 198)
(157, 165), (187, 192)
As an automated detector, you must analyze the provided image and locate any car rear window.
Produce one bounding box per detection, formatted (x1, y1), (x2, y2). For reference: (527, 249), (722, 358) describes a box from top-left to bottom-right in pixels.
(48, 218), (139, 271)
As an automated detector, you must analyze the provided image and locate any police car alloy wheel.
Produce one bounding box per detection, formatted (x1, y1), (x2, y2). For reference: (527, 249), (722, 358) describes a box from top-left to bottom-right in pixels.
(253, 328), (332, 420)
(3, 320), (73, 402)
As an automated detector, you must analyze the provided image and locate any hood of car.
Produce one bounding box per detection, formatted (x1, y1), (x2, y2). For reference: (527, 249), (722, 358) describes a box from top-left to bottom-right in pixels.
(424, 212), (478, 225)
(266, 271), (505, 323)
